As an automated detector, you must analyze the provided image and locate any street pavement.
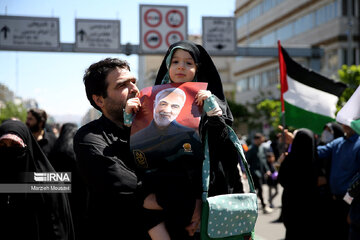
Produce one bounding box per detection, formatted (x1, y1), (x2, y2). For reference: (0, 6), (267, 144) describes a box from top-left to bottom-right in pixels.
(253, 184), (286, 240)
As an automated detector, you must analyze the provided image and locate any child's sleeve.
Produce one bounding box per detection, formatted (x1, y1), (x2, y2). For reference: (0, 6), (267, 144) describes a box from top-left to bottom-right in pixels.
(123, 110), (135, 127)
(203, 94), (223, 117)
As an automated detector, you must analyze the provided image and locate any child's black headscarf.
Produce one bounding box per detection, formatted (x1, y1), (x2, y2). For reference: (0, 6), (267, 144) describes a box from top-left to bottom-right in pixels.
(155, 40), (233, 126)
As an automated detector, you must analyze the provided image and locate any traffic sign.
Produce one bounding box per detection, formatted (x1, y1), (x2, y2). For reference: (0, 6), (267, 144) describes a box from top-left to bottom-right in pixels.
(165, 9), (184, 28)
(202, 17), (236, 55)
(165, 31), (183, 46)
(75, 19), (120, 52)
(144, 9), (162, 28)
(140, 5), (187, 54)
(0, 15), (60, 51)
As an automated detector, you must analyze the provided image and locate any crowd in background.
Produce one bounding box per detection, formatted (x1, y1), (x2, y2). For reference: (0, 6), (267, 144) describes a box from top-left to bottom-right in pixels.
(241, 121), (360, 240)
(1, 107), (359, 239)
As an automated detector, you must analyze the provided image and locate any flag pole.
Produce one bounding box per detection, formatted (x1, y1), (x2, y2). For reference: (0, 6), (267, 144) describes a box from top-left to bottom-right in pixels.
(280, 111), (286, 153)
(278, 40), (287, 153)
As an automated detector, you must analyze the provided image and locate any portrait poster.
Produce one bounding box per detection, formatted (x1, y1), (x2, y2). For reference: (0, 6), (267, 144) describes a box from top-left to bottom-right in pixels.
(130, 82), (208, 169)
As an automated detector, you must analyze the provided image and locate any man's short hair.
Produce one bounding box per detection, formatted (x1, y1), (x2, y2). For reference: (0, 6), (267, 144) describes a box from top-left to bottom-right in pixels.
(254, 133), (264, 139)
(28, 108), (47, 128)
(154, 88), (186, 108)
(83, 58), (130, 111)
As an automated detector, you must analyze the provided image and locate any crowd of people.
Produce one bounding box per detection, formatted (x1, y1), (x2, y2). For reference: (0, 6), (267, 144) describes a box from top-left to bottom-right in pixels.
(0, 39), (359, 240)
(241, 121), (360, 240)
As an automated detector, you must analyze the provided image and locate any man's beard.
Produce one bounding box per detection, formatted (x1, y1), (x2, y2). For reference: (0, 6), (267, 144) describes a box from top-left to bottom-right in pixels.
(104, 97), (125, 123)
(29, 123), (41, 133)
(154, 112), (175, 127)
(107, 106), (124, 123)
(105, 93), (137, 124)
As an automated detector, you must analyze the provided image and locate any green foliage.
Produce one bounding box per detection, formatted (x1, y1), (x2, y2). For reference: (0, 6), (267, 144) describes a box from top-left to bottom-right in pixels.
(244, 89), (279, 132)
(256, 99), (281, 130)
(337, 65), (360, 110)
(0, 101), (27, 124)
(227, 100), (249, 130)
(228, 100), (249, 119)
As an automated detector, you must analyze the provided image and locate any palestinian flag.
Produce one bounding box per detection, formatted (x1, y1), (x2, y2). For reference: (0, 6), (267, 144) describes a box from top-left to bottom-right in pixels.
(278, 41), (347, 134)
(336, 86), (360, 134)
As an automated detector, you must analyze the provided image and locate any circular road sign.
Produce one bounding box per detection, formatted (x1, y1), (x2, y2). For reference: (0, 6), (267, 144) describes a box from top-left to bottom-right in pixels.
(144, 8), (162, 28)
(166, 31), (184, 47)
(165, 9), (184, 28)
(144, 30), (162, 49)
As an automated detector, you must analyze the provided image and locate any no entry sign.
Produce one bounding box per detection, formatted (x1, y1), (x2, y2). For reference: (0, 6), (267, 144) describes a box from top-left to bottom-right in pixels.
(140, 5), (187, 54)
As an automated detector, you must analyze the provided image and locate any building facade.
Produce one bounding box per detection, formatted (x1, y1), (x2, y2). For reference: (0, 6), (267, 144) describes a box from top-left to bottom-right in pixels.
(233, 0), (359, 104)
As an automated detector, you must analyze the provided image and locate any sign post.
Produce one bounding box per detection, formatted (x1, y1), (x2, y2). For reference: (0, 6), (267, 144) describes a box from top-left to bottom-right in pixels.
(75, 19), (120, 53)
(139, 5), (187, 54)
(0, 15), (60, 51)
(202, 17), (236, 56)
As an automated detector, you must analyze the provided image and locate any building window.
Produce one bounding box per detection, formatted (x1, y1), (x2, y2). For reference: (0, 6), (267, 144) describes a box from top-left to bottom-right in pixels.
(250, 0), (339, 46)
(294, 13), (314, 35)
(248, 74), (261, 90)
(342, 48), (358, 65)
(327, 49), (339, 71)
(261, 72), (269, 88)
(236, 0), (284, 29)
(237, 78), (248, 92)
(341, 0), (357, 16)
(237, 68), (279, 93)
(277, 23), (293, 41)
(262, 31), (276, 46)
(268, 69), (279, 86)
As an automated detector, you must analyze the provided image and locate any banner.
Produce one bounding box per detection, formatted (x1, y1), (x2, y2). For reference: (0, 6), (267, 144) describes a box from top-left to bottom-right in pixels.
(130, 82), (207, 169)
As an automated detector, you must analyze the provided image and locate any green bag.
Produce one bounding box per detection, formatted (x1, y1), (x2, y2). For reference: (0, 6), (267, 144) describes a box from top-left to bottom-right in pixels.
(200, 126), (258, 240)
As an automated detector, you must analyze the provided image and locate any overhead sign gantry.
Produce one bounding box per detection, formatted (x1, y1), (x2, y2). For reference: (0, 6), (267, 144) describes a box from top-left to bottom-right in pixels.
(0, 11), (323, 71)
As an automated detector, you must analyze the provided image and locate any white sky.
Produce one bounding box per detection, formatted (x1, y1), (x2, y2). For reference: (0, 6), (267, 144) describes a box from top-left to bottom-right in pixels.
(0, 0), (235, 120)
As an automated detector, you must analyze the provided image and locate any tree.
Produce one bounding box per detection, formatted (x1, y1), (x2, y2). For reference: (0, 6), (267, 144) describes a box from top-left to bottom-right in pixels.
(227, 100), (249, 131)
(244, 89), (280, 133)
(337, 65), (360, 111)
(0, 101), (27, 123)
(256, 99), (281, 130)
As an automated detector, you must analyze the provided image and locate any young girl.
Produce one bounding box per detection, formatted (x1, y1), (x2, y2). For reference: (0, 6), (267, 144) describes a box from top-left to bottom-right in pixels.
(125, 40), (243, 239)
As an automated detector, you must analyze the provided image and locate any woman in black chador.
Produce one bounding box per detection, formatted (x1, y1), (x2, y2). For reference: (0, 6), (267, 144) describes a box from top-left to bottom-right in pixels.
(0, 120), (74, 240)
(50, 122), (87, 239)
(278, 128), (320, 240)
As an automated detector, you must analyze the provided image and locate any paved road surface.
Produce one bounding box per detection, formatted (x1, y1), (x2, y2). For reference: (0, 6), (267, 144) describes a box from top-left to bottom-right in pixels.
(254, 184), (285, 240)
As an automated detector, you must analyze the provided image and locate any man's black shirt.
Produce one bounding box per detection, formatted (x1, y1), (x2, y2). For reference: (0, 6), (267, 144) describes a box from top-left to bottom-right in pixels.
(73, 115), (144, 240)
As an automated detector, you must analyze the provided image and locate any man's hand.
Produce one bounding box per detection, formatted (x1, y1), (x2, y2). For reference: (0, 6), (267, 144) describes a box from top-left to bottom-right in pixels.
(277, 125), (294, 145)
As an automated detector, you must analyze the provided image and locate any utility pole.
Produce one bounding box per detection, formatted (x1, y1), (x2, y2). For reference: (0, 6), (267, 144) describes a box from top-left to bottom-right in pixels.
(347, 0), (353, 65)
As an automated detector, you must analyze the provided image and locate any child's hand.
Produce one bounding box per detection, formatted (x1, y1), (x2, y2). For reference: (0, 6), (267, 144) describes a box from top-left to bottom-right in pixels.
(195, 90), (212, 106)
(125, 97), (141, 114)
(185, 199), (201, 236)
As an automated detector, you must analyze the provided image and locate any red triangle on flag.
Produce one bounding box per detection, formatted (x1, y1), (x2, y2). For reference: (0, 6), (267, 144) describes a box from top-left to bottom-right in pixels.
(278, 40), (288, 113)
